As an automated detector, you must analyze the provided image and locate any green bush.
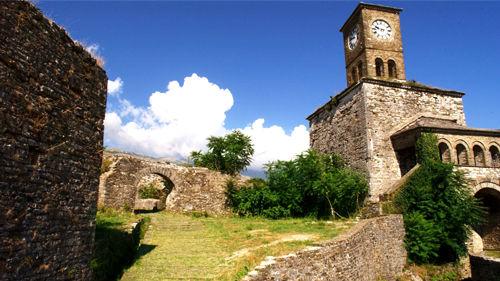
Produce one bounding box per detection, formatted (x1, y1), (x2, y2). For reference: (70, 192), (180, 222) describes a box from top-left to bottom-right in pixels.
(226, 150), (368, 219)
(395, 133), (485, 264)
(138, 184), (161, 199)
(191, 131), (254, 175)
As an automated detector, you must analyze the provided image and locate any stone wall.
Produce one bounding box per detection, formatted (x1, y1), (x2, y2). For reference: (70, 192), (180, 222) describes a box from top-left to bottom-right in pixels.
(309, 78), (467, 200)
(469, 253), (500, 281)
(245, 215), (406, 281)
(0, 2), (107, 280)
(99, 152), (248, 216)
(309, 84), (370, 176)
(363, 81), (465, 200)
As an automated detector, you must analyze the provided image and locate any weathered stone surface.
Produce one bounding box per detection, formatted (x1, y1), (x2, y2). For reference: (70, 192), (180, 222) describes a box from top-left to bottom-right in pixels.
(134, 199), (161, 211)
(0, 2), (107, 280)
(469, 253), (500, 281)
(309, 79), (466, 200)
(99, 151), (248, 216)
(341, 4), (406, 86)
(245, 215), (407, 281)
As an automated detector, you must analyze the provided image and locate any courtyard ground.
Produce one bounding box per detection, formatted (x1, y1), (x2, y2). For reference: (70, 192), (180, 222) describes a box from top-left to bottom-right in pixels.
(120, 212), (354, 281)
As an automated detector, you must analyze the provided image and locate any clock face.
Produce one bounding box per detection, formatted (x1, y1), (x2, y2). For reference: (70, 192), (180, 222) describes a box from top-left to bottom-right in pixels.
(371, 20), (392, 40)
(348, 25), (359, 50)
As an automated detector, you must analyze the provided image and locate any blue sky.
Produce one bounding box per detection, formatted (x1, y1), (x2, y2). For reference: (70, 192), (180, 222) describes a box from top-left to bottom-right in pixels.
(37, 1), (499, 169)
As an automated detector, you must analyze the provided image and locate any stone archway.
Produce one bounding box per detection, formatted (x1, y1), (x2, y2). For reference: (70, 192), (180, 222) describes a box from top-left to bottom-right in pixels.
(473, 182), (500, 250)
(134, 166), (177, 212)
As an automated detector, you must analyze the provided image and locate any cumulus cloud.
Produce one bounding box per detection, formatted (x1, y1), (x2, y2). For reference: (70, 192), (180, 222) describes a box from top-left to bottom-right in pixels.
(241, 119), (309, 170)
(104, 73), (309, 171)
(107, 77), (123, 96)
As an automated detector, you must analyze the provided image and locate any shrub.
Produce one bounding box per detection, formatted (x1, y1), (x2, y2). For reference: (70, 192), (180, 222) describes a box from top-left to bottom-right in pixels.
(138, 184), (161, 199)
(395, 133), (485, 264)
(226, 150), (368, 219)
(191, 131), (254, 175)
(100, 157), (113, 174)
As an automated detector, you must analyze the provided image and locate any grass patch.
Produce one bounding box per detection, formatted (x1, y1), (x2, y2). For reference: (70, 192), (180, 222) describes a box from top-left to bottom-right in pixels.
(121, 212), (354, 281)
(485, 250), (500, 259)
(91, 208), (149, 281)
(399, 263), (462, 281)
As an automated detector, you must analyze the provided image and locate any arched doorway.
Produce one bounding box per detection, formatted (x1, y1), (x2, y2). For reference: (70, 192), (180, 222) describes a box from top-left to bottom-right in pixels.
(474, 185), (500, 251)
(135, 173), (175, 212)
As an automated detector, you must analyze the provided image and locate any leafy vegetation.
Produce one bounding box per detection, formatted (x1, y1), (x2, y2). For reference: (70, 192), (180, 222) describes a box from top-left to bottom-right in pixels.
(191, 131), (254, 175)
(91, 208), (150, 281)
(138, 184), (162, 199)
(100, 157), (113, 174)
(121, 212), (354, 281)
(394, 133), (485, 264)
(227, 150), (368, 219)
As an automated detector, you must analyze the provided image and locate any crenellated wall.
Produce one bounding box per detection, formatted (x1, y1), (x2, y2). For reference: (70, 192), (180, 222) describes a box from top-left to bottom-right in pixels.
(0, 2), (107, 280)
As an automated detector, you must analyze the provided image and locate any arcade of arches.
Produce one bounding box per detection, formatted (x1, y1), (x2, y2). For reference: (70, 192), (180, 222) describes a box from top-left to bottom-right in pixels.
(438, 139), (500, 168)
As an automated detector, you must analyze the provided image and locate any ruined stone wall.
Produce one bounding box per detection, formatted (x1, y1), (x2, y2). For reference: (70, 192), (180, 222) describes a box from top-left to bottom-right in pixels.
(0, 2), (107, 280)
(100, 152), (248, 216)
(363, 82), (465, 199)
(309, 84), (370, 175)
(245, 215), (406, 281)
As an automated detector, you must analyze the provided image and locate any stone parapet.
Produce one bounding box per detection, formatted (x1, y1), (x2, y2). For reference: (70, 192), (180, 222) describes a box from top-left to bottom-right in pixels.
(245, 215), (406, 281)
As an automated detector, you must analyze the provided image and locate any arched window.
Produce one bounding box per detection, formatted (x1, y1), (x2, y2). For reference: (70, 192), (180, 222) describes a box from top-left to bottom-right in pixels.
(456, 144), (469, 166)
(490, 146), (500, 167)
(388, 59), (397, 78)
(351, 67), (358, 83)
(473, 145), (486, 167)
(438, 142), (451, 163)
(375, 58), (384, 77)
(357, 61), (363, 80)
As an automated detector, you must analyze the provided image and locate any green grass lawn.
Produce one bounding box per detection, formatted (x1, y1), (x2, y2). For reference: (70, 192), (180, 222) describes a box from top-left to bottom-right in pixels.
(120, 212), (354, 281)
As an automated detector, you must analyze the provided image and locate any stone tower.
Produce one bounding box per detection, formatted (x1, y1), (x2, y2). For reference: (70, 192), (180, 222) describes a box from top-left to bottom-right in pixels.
(308, 3), (469, 200)
(340, 4), (406, 86)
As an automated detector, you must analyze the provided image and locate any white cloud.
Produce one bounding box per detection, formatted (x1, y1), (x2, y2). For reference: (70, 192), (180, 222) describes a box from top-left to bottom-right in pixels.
(104, 73), (309, 171)
(107, 77), (123, 96)
(241, 119), (309, 170)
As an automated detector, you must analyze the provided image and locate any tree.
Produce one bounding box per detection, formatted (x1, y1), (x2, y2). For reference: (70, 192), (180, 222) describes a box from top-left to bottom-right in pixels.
(190, 131), (254, 175)
(395, 133), (485, 264)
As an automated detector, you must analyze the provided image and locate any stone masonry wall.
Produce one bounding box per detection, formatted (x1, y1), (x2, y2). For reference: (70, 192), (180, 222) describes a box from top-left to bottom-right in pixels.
(100, 152), (248, 216)
(309, 84), (370, 175)
(0, 2), (107, 280)
(245, 215), (406, 281)
(309, 80), (466, 200)
(363, 82), (465, 199)
(469, 254), (500, 281)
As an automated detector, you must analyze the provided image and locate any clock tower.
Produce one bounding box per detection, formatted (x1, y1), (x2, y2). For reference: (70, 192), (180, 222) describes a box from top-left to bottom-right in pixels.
(340, 3), (406, 86)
